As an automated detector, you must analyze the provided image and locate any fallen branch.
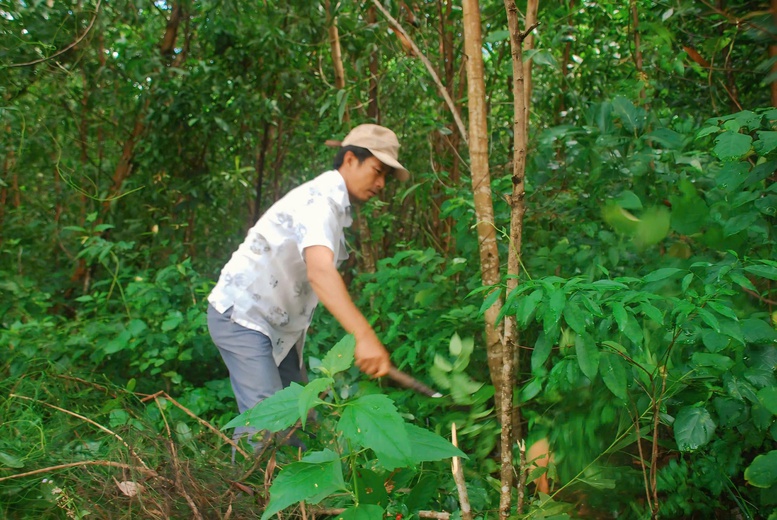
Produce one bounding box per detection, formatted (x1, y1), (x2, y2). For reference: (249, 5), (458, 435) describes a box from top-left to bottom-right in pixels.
(156, 396), (204, 520)
(0, 460), (172, 484)
(313, 508), (450, 519)
(142, 390), (250, 459)
(10, 393), (150, 470)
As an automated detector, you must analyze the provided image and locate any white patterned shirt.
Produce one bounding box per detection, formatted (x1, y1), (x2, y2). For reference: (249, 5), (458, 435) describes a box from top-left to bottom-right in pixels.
(208, 170), (352, 365)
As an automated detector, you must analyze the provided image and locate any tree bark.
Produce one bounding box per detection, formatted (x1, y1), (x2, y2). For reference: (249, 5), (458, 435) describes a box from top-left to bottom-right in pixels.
(503, 0), (536, 515)
(326, 0), (349, 123)
(462, 5), (508, 511)
(630, 0), (646, 101)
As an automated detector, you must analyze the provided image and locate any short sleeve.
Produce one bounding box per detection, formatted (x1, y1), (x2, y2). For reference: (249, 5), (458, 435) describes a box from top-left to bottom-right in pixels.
(295, 199), (340, 256)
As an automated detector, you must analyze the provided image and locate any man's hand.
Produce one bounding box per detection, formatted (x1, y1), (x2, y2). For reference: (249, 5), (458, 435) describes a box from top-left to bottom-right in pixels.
(354, 330), (391, 378)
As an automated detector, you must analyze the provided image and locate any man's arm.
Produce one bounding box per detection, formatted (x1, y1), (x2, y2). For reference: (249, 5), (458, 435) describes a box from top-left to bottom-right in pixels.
(304, 245), (391, 378)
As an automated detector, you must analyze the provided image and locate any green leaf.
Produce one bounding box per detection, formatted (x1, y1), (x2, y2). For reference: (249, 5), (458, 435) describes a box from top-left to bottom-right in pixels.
(575, 333), (600, 381)
(615, 190), (643, 210)
(516, 289), (543, 328)
(223, 383), (304, 433)
(674, 406), (716, 451)
(531, 332), (553, 372)
(758, 387), (777, 415)
(479, 287), (503, 315)
(354, 469), (389, 507)
(643, 268), (685, 283)
(334, 505), (385, 519)
(0, 451), (24, 469)
(745, 264), (777, 281)
(544, 288), (566, 333)
(692, 352), (734, 371)
(728, 271), (757, 291)
(611, 302), (628, 332)
(613, 96), (644, 133)
(754, 131), (777, 156)
(563, 302), (587, 333)
(338, 395), (411, 470)
(599, 353), (628, 400)
(449, 333), (463, 356)
(260, 449), (346, 520)
(706, 301), (739, 321)
(298, 377), (332, 429)
(484, 29), (509, 43)
(742, 318), (777, 344)
(406, 423), (467, 462)
(640, 302), (664, 325)
(745, 451), (777, 488)
(713, 131), (753, 161)
(319, 334), (355, 376)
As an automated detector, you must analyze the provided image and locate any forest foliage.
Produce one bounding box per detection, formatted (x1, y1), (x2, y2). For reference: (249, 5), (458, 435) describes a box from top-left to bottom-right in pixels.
(1, 0), (777, 519)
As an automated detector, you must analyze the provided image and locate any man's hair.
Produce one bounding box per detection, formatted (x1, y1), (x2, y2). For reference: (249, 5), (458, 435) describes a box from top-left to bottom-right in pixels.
(333, 145), (373, 169)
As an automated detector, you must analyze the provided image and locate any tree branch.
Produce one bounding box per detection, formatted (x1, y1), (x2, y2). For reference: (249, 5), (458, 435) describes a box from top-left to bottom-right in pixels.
(370, 0), (468, 145)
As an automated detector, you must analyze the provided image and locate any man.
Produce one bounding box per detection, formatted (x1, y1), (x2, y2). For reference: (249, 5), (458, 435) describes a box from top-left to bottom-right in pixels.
(207, 124), (409, 447)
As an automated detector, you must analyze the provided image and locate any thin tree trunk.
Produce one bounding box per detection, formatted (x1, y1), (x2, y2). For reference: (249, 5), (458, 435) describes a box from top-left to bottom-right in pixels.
(504, 0), (536, 513)
(253, 121), (274, 223)
(326, 0), (349, 123)
(367, 6), (380, 122)
(772, 0), (777, 107)
(630, 0), (645, 100)
(462, 5), (507, 507)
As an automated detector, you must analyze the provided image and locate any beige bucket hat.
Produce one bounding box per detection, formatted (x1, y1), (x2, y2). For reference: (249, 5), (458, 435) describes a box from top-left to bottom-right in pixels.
(340, 124), (410, 181)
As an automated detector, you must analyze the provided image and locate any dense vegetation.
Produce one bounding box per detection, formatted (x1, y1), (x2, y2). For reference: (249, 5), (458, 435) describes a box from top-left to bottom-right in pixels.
(2, 0), (776, 518)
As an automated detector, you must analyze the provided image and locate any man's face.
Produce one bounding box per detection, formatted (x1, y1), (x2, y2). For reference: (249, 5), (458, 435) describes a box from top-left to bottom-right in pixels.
(342, 153), (389, 202)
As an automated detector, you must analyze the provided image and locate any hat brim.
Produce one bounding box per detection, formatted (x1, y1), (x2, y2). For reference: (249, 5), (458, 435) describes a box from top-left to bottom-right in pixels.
(372, 150), (410, 181)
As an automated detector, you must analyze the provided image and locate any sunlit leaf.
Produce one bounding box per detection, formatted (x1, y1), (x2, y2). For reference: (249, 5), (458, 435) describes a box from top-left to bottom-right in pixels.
(298, 377), (332, 429)
(319, 334), (355, 377)
(223, 383), (303, 433)
(338, 395), (411, 470)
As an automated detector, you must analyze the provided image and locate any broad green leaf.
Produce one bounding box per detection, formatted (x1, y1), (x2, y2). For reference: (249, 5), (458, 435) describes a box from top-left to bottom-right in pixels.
(697, 307), (721, 332)
(754, 131), (777, 156)
(531, 332), (553, 372)
(640, 302), (664, 325)
(599, 354), (628, 400)
(516, 289), (544, 328)
(338, 394), (411, 470)
(602, 202), (640, 235)
(563, 302), (587, 333)
(643, 268), (685, 283)
(451, 336), (474, 372)
(545, 288), (566, 332)
(520, 377), (544, 403)
(701, 330), (729, 353)
(758, 387), (777, 415)
(745, 264), (777, 281)
(728, 271), (757, 291)
(334, 505), (385, 520)
(674, 406), (716, 451)
(614, 190), (643, 210)
(485, 29), (509, 42)
(223, 383), (303, 432)
(406, 423), (467, 462)
(623, 314), (645, 347)
(479, 287), (502, 315)
(713, 131), (753, 161)
(298, 377), (333, 429)
(575, 333), (600, 381)
(354, 469), (389, 507)
(434, 353), (453, 372)
(319, 334), (355, 376)
(611, 302), (628, 332)
(742, 318), (777, 344)
(260, 449), (345, 520)
(744, 451), (777, 488)
(723, 212), (759, 237)
(706, 301), (739, 321)
(613, 96), (644, 133)
(691, 352), (734, 371)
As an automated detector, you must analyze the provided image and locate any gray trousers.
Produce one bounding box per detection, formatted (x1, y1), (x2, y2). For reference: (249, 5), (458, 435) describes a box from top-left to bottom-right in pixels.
(207, 304), (305, 450)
